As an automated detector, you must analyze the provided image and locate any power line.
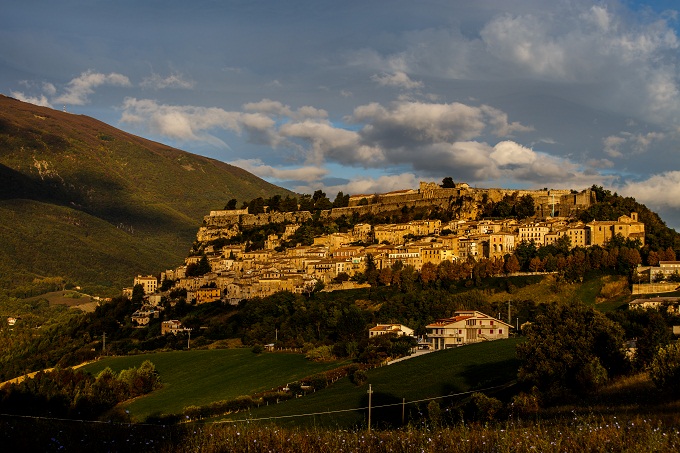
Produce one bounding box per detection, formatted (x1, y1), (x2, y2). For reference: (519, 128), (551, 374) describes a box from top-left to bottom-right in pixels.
(0, 381), (515, 427)
(211, 381), (515, 425)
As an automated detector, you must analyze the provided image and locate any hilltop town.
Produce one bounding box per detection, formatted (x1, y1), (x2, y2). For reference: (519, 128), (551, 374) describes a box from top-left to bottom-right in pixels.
(125, 182), (646, 320)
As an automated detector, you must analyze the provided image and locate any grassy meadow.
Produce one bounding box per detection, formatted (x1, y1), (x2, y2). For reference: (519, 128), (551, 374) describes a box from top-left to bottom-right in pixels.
(82, 349), (347, 421)
(216, 338), (521, 428)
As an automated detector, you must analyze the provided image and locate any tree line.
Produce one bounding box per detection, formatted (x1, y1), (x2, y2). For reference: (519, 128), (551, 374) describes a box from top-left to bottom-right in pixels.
(0, 361), (160, 420)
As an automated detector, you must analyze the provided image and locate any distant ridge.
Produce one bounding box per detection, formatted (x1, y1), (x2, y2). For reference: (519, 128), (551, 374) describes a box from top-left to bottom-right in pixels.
(0, 95), (292, 294)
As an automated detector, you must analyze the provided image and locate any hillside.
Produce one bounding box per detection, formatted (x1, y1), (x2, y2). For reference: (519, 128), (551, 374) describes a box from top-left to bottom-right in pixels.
(0, 95), (292, 294)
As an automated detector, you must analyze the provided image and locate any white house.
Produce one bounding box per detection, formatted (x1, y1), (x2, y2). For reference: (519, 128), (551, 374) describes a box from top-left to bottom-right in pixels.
(368, 323), (415, 338)
(426, 310), (512, 350)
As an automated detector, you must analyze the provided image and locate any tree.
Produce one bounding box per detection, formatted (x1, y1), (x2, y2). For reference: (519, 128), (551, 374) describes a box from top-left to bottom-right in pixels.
(528, 256), (544, 272)
(514, 195), (535, 220)
(298, 194), (315, 212)
(225, 198), (238, 210)
(332, 191), (350, 208)
(634, 311), (671, 370)
(247, 197), (266, 214)
(514, 240), (537, 270)
(649, 343), (680, 395)
(312, 190), (332, 210)
(280, 195), (298, 212)
(420, 262), (438, 286)
(504, 255), (520, 274)
(517, 302), (627, 402)
(131, 284), (145, 305)
(441, 176), (455, 188)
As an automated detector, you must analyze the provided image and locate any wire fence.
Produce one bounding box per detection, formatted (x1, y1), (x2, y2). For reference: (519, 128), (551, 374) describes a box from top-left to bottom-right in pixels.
(0, 380), (515, 427)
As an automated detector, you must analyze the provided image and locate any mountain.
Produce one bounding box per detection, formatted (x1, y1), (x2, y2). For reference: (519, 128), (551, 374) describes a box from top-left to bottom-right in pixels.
(0, 95), (292, 295)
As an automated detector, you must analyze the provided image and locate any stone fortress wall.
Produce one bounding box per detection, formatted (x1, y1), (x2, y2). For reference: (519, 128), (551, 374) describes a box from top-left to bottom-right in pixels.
(197, 182), (595, 242)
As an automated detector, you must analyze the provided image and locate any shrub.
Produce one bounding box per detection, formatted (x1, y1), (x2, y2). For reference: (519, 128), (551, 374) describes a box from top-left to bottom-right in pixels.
(649, 342), (680, 394)
(287, 381), (303, 396)
(262, 391), (292, 404)
(306, 373), (328, 391)
(350, 369), (368, 386)
(305, 345), (334, 362)
(464, 392), (503, 422)
(509, 391), (541, 418)
(427, 400), (442, 427)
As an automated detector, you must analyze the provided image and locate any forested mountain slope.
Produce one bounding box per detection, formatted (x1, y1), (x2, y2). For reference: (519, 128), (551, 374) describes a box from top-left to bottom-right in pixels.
(0, 95), (292, 294)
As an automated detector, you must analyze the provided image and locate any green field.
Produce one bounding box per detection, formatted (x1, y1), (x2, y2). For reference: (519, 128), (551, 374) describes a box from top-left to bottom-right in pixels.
(218, 338), (521, 428)
(82, 349), (346, 421)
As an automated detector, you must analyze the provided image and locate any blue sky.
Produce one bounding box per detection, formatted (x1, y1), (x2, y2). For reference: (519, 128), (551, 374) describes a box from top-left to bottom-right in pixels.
(3, 0), (680, 229)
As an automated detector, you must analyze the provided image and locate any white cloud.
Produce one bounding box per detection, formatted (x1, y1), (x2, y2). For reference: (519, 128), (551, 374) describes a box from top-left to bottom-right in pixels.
(117, 95), (607, 191)
(54, 70), (131, 105)
(352, 101), (487, 147)
(243, 99), (328, 120)
(10, 91), (52, 108)
(229, 159), (328, 182)
(586, 158), (614, 169)
(349, 3), (680, 129)
(279, 120), (384, 166)
(141, 73), (195, 89)
(490, 140), (536, 167)
(120, 97), (240, 146)
(619, 171), (680, 209)
(603, 131), (665, 157)
(480, 105), (534, 136)
(371, 71), (423, 90)
(42, 82), (56, 96)
(295, 173), (420, 198)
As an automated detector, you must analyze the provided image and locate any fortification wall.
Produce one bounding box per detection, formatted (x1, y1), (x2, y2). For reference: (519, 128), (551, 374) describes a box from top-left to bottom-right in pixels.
(200, 184), (594, 241)
(239, 211), (312, 227)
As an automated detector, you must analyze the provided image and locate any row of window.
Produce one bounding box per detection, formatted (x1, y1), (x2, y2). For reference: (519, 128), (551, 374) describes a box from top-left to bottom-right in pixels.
(429, 327), (503, 335)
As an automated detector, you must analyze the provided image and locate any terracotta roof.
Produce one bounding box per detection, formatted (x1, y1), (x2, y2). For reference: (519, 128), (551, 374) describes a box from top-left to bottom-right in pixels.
(426, 315), (471, 327)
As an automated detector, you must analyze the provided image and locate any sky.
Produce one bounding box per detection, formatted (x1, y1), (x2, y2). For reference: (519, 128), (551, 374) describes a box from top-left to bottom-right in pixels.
(3, 0), (680, 229)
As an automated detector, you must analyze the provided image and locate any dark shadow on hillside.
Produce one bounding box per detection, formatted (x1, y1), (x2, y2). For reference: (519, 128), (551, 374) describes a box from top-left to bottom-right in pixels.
(357, 391), (411, 429)
(0, 164), (194, 234)
(457, 356), (520, 391)
(0, 163), (80, 204)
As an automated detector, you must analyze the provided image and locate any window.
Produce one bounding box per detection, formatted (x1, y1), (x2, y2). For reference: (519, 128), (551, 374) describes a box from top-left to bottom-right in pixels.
(499, 329), (503, 334)
(490, 329), (494, 334)
(478, 329), (481, 334)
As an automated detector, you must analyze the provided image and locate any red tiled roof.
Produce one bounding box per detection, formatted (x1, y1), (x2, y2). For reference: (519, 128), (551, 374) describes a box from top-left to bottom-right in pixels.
(426, 315), (471, 327)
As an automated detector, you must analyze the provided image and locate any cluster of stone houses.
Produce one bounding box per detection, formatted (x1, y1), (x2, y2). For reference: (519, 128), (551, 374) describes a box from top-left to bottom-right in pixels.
(124, 211), (644, 307)
(368, 310), (513, 351)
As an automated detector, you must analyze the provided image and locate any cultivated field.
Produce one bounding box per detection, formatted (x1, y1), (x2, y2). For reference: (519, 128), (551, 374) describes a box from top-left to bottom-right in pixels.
(82, 349), (347, 421)
(217, 338), (521, 428)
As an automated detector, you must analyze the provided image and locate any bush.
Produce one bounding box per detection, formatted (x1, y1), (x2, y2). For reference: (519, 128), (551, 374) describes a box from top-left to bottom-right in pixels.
(509, 391), (541, 418)
(427, 400), (442, 427)
(251, 344), (264, 354)
(262, 391), (292, 404)
(305, 345), (334, 362)
(649, 342), (680, 395)
(464, 392), (503, 422)
(306, 373), (328, 391)
(350, 369), (368, 386)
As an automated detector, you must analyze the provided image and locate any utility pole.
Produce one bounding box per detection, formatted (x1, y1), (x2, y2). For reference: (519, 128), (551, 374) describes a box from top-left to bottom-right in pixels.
(102, 332), (106, 355)
(402, 397), (406, 425)
(507, 300), (512, 325)
(188, 330), (191, 350)
(367, 384), (373, 433)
